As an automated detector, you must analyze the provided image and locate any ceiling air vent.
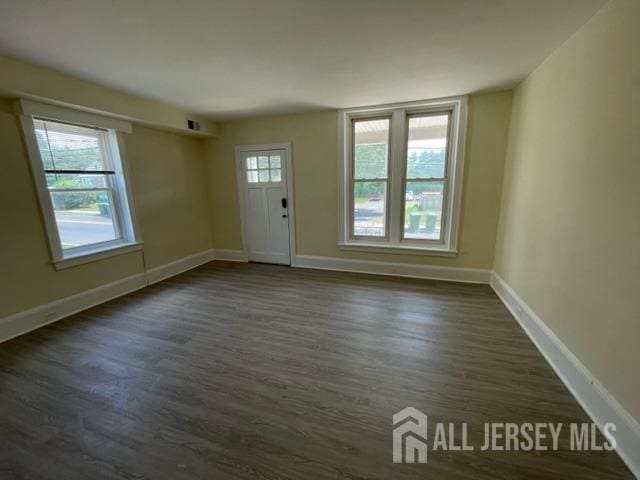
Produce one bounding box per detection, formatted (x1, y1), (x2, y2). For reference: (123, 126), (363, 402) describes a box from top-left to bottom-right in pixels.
(187, 119), (201, 131)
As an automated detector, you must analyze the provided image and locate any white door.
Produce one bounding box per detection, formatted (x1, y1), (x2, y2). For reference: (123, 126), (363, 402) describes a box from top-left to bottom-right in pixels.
(238, 149), (291, 265)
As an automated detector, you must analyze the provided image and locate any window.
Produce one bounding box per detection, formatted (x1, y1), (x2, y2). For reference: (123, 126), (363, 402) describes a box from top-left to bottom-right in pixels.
(352, 118), (390, 238)
(338, 97), (467, 255)
(403, 113), (449, 241)
(246, 154), (282, 183)
(19, 101), (140, 269)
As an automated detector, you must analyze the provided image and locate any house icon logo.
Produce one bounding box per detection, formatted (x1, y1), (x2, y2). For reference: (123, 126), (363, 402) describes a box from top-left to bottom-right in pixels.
(393, 407), (428, 463)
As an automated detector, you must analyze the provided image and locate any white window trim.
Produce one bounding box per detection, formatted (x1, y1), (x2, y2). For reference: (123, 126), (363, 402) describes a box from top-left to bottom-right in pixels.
(337, 95), (468, 256)
(17, 100), (142, 270)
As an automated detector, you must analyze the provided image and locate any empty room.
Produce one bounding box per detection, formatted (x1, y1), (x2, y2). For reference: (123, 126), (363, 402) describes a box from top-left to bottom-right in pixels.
(0, 0), (638, 478)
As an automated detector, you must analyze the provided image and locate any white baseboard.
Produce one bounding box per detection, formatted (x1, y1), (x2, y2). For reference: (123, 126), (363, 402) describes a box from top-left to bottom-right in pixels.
(0, 248), (216, 344)
(146, 249), (215, 284)
(212, 249), (248, 262)
(490, 273), (640, 478)
(208, 250), (489, 285)
(0, 273), (147, 343)
(294, 254), (491, 284)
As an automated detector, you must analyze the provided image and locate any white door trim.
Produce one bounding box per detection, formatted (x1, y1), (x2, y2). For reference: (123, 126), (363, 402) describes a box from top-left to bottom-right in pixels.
(234, 142), (296, 266)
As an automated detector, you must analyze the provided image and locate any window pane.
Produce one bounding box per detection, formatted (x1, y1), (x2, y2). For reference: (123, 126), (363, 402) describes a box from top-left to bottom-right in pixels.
(353, 181), (386, 237)
(404, 180), (444, 240)
(258, 170), (270, 182)
(46, 173), (110, 189)
(258, 156), (269, 169)
(406, 114), (448, 179)
(50, 190), (118, 249)
(34, 119), (110, 171)
(270, 169), (282, 182)
(269, 155), (281, 168)
(353, 118), (389, 179)
(247, 170), (258, 183)
(247, 157), (257, 169)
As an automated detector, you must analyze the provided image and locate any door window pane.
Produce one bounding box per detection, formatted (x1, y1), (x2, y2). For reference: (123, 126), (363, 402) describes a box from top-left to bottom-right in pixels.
(353, 181), (386, 237)
(50, 190), (118, 249)
(248, 154), (282, 183)
(353, 118), (389, 179)
(404, 180), (444, 240)
(258, 156), (269, 169)
(270, 169), (282, 182)
(406, 114), (448, 179)
(269, 155), (281, 168)
(247, 170), (258, 183)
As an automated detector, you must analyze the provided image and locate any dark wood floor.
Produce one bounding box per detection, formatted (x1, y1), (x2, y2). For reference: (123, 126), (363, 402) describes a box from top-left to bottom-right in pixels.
(0, 261), (632, 479)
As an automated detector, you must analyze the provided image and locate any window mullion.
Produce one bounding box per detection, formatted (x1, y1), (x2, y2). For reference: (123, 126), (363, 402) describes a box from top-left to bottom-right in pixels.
(388, 109), (405, 245)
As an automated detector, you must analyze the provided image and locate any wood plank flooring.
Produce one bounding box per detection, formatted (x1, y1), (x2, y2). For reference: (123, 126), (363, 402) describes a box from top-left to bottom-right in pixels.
(0, 261), (633, 479)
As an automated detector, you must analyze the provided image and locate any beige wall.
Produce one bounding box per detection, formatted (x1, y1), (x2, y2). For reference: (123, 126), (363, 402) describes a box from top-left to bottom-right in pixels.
(207, 91), (512, 269)
(0, 102), (214, 317)
(494, 0), (640, 420)
(0, 54), (218, 136)
(125, 125), (213, 269)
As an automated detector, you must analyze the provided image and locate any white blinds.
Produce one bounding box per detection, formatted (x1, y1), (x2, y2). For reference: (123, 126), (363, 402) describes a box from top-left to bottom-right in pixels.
(33, 119), (113, 172)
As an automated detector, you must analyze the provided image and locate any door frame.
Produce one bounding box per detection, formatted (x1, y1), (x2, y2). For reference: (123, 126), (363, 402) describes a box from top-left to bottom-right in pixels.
(234, 142), (296, 266)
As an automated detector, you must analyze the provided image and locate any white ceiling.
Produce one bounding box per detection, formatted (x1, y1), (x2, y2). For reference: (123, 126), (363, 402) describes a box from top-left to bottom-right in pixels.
(0, 0), (606, 120)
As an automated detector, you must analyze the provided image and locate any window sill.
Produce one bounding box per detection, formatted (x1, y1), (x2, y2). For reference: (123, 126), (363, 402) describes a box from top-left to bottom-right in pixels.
(54, 241), (143, 270)
(338, 242), (458, 257)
